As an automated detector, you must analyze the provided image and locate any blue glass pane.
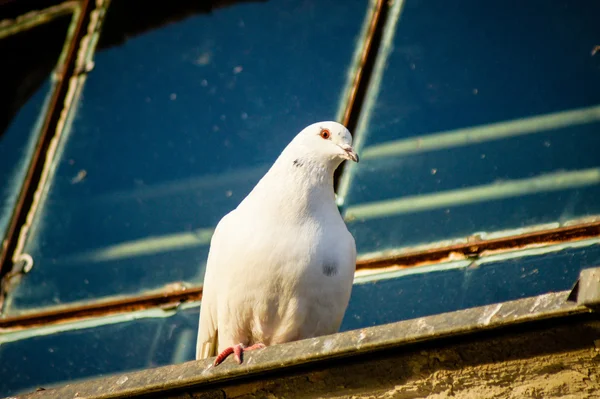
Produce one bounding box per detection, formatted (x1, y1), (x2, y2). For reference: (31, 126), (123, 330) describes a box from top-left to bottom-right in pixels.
(0, 16), (71, 253)
(341, 241), (599, 330)
(7, 0), (370, 314)
(0, 306), (199, 396)
(2, 241), (594, 396)
(342, 0), (600, 255)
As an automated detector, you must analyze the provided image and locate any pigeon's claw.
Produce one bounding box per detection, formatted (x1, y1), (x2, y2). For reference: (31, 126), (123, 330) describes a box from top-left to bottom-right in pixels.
(213, 346), (234, 366)
(214, 343), (266, 366)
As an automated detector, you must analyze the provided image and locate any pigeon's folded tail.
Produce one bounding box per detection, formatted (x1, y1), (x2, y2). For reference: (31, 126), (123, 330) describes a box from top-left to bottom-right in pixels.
(196, 339), (217, 360)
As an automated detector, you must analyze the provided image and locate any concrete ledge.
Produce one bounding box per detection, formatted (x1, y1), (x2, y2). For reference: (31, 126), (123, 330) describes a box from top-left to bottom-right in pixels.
(11, 291), (598, 399)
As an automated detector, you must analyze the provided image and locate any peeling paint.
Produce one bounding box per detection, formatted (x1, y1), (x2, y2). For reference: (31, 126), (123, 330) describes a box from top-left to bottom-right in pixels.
(415, 318), (435, 333)
(358, 330), (367, 343)
(0, 306), (177, 344)
(529, 293), (555, 313)
(115, 376), (128, 386)
(479, 303), (503, 325)
(322, 339), (335, 352)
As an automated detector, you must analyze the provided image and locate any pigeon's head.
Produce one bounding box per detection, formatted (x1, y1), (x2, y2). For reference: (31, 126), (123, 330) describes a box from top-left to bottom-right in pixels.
(294, 121), (359, 166)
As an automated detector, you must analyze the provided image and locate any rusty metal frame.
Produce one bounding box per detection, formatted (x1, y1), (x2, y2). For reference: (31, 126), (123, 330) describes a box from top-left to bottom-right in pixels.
(0, 287), (202, 330)
(0, 1), (77, 39)
(334, 0), (388, 189)
(357, 220), (600, 270)
(340, 0), (387, 130)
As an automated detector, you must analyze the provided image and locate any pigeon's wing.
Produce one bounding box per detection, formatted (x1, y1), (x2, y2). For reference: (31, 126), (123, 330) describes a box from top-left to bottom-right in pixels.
(195, 212), (236, 360)
(195, 251), (218, 359)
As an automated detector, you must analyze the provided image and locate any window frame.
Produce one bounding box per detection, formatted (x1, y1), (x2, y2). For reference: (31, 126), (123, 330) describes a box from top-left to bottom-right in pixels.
(0, 0), (598, 339)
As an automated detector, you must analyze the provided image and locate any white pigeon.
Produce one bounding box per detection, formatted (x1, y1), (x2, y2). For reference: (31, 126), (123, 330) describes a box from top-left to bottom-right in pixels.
(196, 121), (358, 366)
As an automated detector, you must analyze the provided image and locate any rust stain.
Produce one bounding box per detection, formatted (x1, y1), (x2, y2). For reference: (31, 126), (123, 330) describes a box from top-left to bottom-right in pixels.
(341, 0), (386, 128)
(0, 287), (203, 331)
(356, 221), (600, 270)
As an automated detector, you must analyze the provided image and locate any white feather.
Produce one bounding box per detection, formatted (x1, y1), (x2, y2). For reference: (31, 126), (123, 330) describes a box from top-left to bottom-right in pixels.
(196, 121), (357, 359)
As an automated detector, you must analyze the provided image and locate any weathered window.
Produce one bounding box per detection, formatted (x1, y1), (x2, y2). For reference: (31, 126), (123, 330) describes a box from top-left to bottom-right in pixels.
(1, 0), (599, 396)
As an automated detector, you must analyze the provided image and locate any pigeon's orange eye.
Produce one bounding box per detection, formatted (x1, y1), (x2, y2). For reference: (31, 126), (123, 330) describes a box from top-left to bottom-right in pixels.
(320, 129), (331, 139)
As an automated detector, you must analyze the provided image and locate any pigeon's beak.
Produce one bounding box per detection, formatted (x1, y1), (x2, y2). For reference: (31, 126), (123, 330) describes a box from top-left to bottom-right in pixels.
(340, 144), (359, 163)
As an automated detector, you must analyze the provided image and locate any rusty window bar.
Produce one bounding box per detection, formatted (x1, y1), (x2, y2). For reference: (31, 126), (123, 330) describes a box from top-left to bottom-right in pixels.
(339, 0), (387, 131)
(357, 219), (600, 270)
(0, 1), (78, 39)
(0, 286), (203, 330)
(334, 0), (387, 188)
(1, 219), (599, 331)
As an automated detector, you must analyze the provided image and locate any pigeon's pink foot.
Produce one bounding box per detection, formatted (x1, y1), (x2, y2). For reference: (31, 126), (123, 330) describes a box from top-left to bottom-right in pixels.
(213, 343), (266, 366)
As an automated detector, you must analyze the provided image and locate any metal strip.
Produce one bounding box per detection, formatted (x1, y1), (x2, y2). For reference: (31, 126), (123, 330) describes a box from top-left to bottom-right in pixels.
(356, 220), (600, 269)
(336, 0), (406, 204)
(0, 2), (78, 39)
(0, 286), (202, 330)
(334, 0), (390, 191)
(339, 0), (387, 129)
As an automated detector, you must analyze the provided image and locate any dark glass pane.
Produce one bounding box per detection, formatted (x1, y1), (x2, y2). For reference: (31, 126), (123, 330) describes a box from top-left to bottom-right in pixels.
(341, 0), (600, 255)
(0, 15), (72, 256)
(2, 240), (594, 396)
(341, 240), (599, 330)
(6, 0), (370, 314)
(0, 306), (199, 396)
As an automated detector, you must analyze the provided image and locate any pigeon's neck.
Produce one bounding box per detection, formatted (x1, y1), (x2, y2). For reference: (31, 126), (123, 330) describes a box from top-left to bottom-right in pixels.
(244, 150), (341, 221)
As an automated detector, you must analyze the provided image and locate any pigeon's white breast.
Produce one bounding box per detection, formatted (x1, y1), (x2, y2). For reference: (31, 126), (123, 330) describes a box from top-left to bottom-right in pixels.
(215, 211), (355, 349)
